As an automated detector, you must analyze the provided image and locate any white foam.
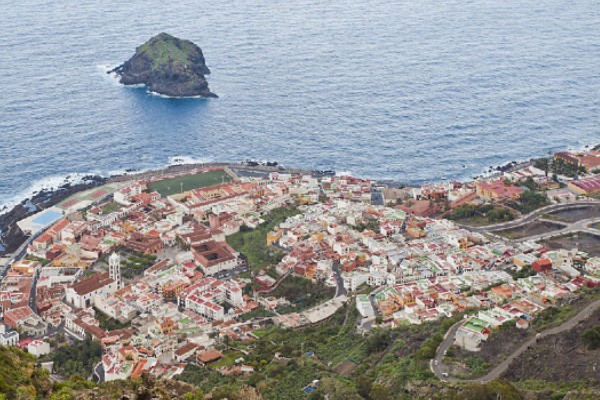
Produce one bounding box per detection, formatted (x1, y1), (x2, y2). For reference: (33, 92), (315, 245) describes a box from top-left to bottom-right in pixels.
(0, 154), (222, 216)
(147, 90), (210, 99)
(335, 170), (353, 177)
(98, 64), (123, 85)
(0, 173), (96, 217)
(100, 68), (213, 98)
(100, 64), (147, 89)
(0, 165), (169, 218)
(168, 155), (213, 166)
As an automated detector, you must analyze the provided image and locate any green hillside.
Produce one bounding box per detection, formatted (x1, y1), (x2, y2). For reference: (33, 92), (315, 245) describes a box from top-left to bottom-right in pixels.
(0, 346), (52, 399)
(137, 33), (200, 69)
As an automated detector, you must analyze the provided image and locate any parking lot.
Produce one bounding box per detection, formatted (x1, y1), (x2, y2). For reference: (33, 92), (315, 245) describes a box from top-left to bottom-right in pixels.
(213, 260), (249, 280)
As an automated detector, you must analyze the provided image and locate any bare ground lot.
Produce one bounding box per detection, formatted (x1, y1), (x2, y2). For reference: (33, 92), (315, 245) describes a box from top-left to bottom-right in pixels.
(547, 205), (600, 222)
(502, 307), (600, 386)
(541, 232), (600, 257)
(496, 220), (565, 240)
(444, 292), (600, 379)
(445, 320), (543, 379)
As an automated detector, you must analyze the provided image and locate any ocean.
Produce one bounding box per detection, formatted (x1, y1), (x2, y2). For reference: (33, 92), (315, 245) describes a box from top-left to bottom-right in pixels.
(1, 0), (599, 211)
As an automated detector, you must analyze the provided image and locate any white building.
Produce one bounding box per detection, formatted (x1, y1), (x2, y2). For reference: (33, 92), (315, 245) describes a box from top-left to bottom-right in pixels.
(65, 272), (117, 308)
(0, 328), (19, 347)
(585, 257), (600, 276)
(27, 339), (51, 358)
(343, 272), (368, 292)
(185, 295), (225, 321)
(114, 182), (143, 206)
(356, 294), (375, 318)
(223, 282), (244, 307)
(109, 252), (122, 289)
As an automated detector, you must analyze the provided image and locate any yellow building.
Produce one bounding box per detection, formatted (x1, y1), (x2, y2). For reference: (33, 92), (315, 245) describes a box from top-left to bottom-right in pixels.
(11, 260), (41, 276)
(266, 229), (283, 246)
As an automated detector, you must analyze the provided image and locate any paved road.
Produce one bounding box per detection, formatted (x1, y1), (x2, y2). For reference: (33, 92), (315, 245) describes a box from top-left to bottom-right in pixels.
(468, 200), (600, 233)
(519, 217), (600, 243)
(432, 297), (600, 382)
(370, 189), (384, 206)
(93, 362), (105, 383)
(332, 262), (347, 297)
(28, 268), (41, 312)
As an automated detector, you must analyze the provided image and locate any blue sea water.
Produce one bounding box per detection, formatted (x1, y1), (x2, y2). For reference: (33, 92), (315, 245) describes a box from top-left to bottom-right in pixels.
(1, 0), (599, 210)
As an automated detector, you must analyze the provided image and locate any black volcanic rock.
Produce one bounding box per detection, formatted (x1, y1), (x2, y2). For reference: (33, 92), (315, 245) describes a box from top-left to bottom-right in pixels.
(110, 33), (217, 98)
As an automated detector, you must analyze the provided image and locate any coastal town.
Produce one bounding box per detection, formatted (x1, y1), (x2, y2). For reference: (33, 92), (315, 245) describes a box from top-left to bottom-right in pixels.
(0, 147), (600, 389)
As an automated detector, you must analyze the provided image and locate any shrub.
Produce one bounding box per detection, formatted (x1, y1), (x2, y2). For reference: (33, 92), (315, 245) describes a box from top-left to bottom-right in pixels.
(582, 326), (600, 350)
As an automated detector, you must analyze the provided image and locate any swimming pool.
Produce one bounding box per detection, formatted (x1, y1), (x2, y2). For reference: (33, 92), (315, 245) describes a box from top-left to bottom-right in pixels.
(31, 210), (63, 229)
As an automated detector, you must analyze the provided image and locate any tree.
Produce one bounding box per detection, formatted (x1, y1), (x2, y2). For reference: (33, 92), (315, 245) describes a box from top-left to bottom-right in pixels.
(582, 326), (600, 350)
(309, 391), (325, 400)
(510, 191), (549, 214)
(369, 384), (392, 400)
(320, 377), (362, 400)
(183, 390), (204, 400)
(210, 386), (237, 400)
(49, 387), (74, 400)
(15, 386), (36, 400)
(356, 375), (372, 399)
(223, 334), (231, 347)
(51, 337), (101, 377)
(365, 329), (394, 353)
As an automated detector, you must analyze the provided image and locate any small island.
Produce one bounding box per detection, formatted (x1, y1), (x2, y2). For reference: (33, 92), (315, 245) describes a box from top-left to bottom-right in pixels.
(110, 33), (217, 98)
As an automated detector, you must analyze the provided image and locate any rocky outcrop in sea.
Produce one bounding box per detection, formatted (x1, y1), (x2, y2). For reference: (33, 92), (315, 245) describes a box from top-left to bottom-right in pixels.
(110, 33), (217, 98)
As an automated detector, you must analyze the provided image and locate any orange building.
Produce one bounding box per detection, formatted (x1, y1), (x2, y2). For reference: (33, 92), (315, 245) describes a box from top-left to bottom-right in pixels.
(476, 180), (523, 200)
(161, 280), (187, 302)
(267, 229), (283, 246)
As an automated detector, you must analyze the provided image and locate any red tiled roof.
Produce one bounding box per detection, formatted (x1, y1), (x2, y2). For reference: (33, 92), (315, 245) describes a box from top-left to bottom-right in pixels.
(175, 342), (198, 356)
(72, 272), (114, 296)
(570, 176), (600, 193)
(197, 349), (223, 363)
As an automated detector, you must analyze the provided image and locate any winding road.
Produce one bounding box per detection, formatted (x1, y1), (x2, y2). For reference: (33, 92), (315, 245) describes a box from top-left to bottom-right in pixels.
(519, 216), (600, 243)
(431, 297), (600, 382)
(468, 200), (600, 234)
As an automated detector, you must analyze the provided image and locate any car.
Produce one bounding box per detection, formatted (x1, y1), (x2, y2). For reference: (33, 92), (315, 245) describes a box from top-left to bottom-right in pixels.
(442, 372), (448, 377)
(434, 360), (438, 366)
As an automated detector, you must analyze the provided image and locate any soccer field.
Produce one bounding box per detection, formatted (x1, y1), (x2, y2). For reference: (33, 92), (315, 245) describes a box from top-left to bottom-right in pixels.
(147, 170), (231, 197)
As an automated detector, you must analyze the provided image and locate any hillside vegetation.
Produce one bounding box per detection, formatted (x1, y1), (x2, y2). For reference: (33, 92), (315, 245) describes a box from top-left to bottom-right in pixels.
(0, 346), (52, 399)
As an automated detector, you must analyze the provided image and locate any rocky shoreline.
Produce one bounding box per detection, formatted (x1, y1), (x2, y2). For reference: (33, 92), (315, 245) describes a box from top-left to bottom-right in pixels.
(0, 175), (107, 254)
(3, 142), (598, 256)
(0, 162), (284, 255)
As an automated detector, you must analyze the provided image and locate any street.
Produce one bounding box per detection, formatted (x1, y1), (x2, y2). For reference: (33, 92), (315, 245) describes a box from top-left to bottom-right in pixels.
(331, 262), (347, 298)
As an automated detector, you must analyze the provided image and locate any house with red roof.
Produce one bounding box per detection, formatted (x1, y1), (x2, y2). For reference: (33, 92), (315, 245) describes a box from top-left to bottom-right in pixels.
(476, 180), (523, 200)
(65, 272), (117, 308)
(532, 258), (552, 273)
(568, 175), (600, 195)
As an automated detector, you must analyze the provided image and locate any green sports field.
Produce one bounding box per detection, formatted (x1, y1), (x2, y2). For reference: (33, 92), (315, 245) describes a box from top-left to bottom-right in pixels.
(147, 170), (231, 197)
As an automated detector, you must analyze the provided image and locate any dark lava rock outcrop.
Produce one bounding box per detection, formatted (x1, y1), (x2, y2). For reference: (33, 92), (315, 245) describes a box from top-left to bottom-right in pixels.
(110, 33), (217, 97)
